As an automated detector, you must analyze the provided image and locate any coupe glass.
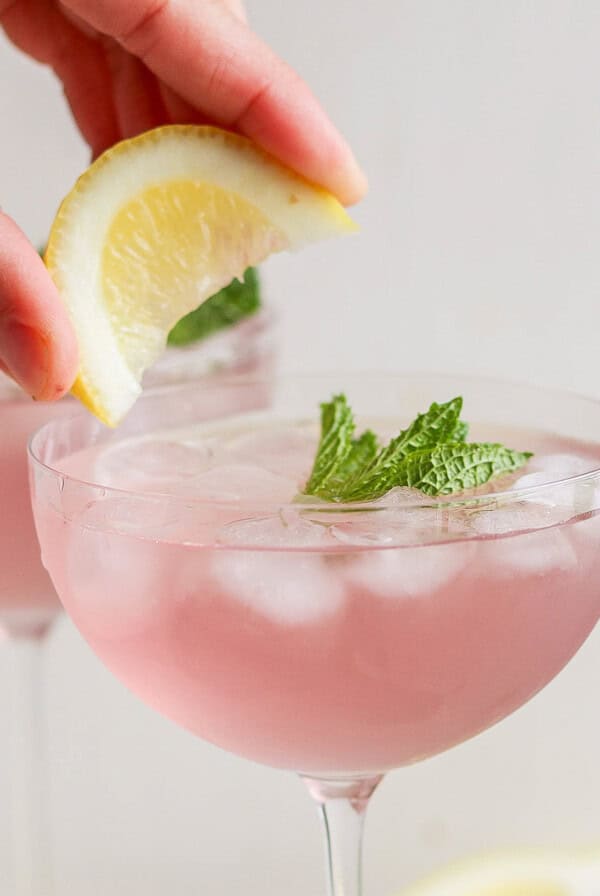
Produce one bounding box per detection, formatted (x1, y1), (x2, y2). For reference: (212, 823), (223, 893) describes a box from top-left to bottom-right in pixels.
(0, 375), (74, 895)
(28, 374), (600, 894)
(0, 305), (275, 894)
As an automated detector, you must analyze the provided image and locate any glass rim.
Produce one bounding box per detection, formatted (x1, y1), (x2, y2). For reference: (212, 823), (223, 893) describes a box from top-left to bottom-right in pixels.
(27, 370), (600, 513)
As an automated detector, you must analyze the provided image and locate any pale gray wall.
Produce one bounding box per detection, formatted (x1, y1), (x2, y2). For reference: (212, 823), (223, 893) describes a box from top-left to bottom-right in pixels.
(1, 2), (600, 892)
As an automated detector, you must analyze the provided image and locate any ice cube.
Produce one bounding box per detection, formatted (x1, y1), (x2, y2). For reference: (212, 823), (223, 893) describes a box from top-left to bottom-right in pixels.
(330, 519), (404, 547)
(67, 521), (167, 635)
(342, 541), (474, 599)
(224, 424), (318, 483)
(218, 510), (333, 548)
(96, 437), (217, 492)
(330, 511), (451, 547)
(376, 486), (432, 506)
(513, 471), (559, 489)
(329, 489), (470, 548)
(470, 502), (571, 535)
(514, 472), (600, 515)
(188, 464), (297, 503)
(78, 496), (181, 538)
(210, 550), (345, 624)
(480, 527), (577, 577)
(528, 453), (595, 478)
(517, 446), (600, 512)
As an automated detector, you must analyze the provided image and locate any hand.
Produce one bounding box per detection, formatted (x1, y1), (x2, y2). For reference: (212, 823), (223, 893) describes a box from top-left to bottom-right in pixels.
(0, 0), (367, 400)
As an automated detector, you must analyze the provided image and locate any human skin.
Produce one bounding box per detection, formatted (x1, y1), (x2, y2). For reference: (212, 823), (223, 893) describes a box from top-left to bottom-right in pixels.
(0, 0), (367, 400)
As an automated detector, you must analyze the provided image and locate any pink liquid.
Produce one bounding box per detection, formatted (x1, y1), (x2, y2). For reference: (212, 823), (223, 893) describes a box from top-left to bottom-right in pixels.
(0, 309), (275, 641)
(0, 381), (73, 638)
(34, 425), (600, 774)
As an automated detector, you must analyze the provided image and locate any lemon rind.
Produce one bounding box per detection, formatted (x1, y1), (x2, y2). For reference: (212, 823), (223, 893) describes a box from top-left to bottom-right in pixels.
(46, 126), (357, 426)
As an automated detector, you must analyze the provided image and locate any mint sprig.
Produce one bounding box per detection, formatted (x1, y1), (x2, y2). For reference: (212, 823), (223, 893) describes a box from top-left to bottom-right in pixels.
(167, 267), (260, 346)
(304, 394), (356, 496)
(302, 394), (532, 501)
(322, 429), (379, 497)
(39, 245), (261, 349)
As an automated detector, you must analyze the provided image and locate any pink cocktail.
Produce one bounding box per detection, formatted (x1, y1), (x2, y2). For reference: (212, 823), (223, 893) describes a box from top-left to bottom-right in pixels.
(0, 376), (75, 640)
(29, 374), (600, 895)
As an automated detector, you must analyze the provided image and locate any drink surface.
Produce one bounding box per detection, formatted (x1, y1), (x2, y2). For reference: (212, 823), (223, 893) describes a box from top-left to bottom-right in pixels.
(36, 414), (600, 772)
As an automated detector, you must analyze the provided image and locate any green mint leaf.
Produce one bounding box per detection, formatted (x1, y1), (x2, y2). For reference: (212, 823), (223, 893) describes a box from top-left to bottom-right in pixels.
(450, 419), (469, 441)
(320, 429), (379, 499)
(396, 443), (533, 496)
(348, 442), (532, 500)
(304, 394), (356, 496)
(167, 267), (261, 347)
(302, 394), (532, 501)
(389, 396), (464, 459)
(338, 397), (463, 500)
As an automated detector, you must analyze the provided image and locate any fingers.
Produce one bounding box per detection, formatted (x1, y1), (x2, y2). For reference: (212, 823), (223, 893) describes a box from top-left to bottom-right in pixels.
(221, 0), (247, 24)
(104, 45), (168, 142)
(0, 214), (78, 400)
(1, 0), (121, 157)
(60, 0), (367, 204)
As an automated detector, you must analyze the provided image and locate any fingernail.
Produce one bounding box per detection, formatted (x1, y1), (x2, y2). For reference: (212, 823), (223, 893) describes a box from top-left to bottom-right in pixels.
(0, 320), (48, 399)
(345, 149), (369, 199)
(333, 143), (368, 206)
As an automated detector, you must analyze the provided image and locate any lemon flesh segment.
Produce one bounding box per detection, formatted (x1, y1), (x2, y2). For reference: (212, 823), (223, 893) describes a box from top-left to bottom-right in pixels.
(101, 179), (284, 381)
(46, 125), (357, 426)
(400, 848), (600, 896)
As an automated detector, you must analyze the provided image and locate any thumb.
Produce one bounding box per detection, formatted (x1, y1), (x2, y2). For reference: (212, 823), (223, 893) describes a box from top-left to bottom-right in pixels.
(0, 213), (78, 400)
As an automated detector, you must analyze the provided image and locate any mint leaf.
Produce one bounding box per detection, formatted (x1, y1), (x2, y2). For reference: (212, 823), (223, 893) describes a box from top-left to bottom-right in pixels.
(357, 399), (458, 471)
(340, 430), (379, 478)
(39, 242), (260, 347)
(323, 429), (379, 497)
(338, 397), (463, 500)
(349, 443), (532, 500)
(450, 420), (469, 441)
(167, 267), (260, 346)
(304, 394), (356, 496)
(387, 397), (464, 459)
(301, 394), (532, 501)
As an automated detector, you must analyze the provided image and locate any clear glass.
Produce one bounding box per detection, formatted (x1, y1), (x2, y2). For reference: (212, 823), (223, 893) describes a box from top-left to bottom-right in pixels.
(142, 306), (276, 388)
(0, 375), (73, 894)
(28, 373), (600, 894)
(1, 307), (276, 891)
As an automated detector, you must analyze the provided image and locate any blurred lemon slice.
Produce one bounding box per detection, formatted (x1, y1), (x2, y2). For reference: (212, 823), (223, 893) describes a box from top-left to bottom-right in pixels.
(400, 847), (600, 896)
(46, 125), (356, 426)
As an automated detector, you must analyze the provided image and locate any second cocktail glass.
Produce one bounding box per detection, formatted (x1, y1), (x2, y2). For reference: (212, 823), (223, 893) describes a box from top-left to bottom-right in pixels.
(0, 300), (275, 893)
(28, 373), (600, 894)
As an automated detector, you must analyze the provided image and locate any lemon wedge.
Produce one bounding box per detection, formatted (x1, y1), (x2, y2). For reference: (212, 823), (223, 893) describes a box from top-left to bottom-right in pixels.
(400, 847), (600, 896)
(46, 125), (356, 425)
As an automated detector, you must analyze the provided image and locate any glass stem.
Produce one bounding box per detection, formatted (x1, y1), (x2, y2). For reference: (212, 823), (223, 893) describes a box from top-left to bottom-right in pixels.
(303, 774), (383, 896)
(6, 635), (52, 895)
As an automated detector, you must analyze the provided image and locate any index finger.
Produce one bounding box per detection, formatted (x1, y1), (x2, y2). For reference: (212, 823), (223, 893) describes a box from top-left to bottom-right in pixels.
(0, 214), (78, 400)
(60, 0), (367, 205)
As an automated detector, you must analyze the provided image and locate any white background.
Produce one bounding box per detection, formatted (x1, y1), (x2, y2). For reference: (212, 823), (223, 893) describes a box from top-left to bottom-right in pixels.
(2, 1), (600, 892)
